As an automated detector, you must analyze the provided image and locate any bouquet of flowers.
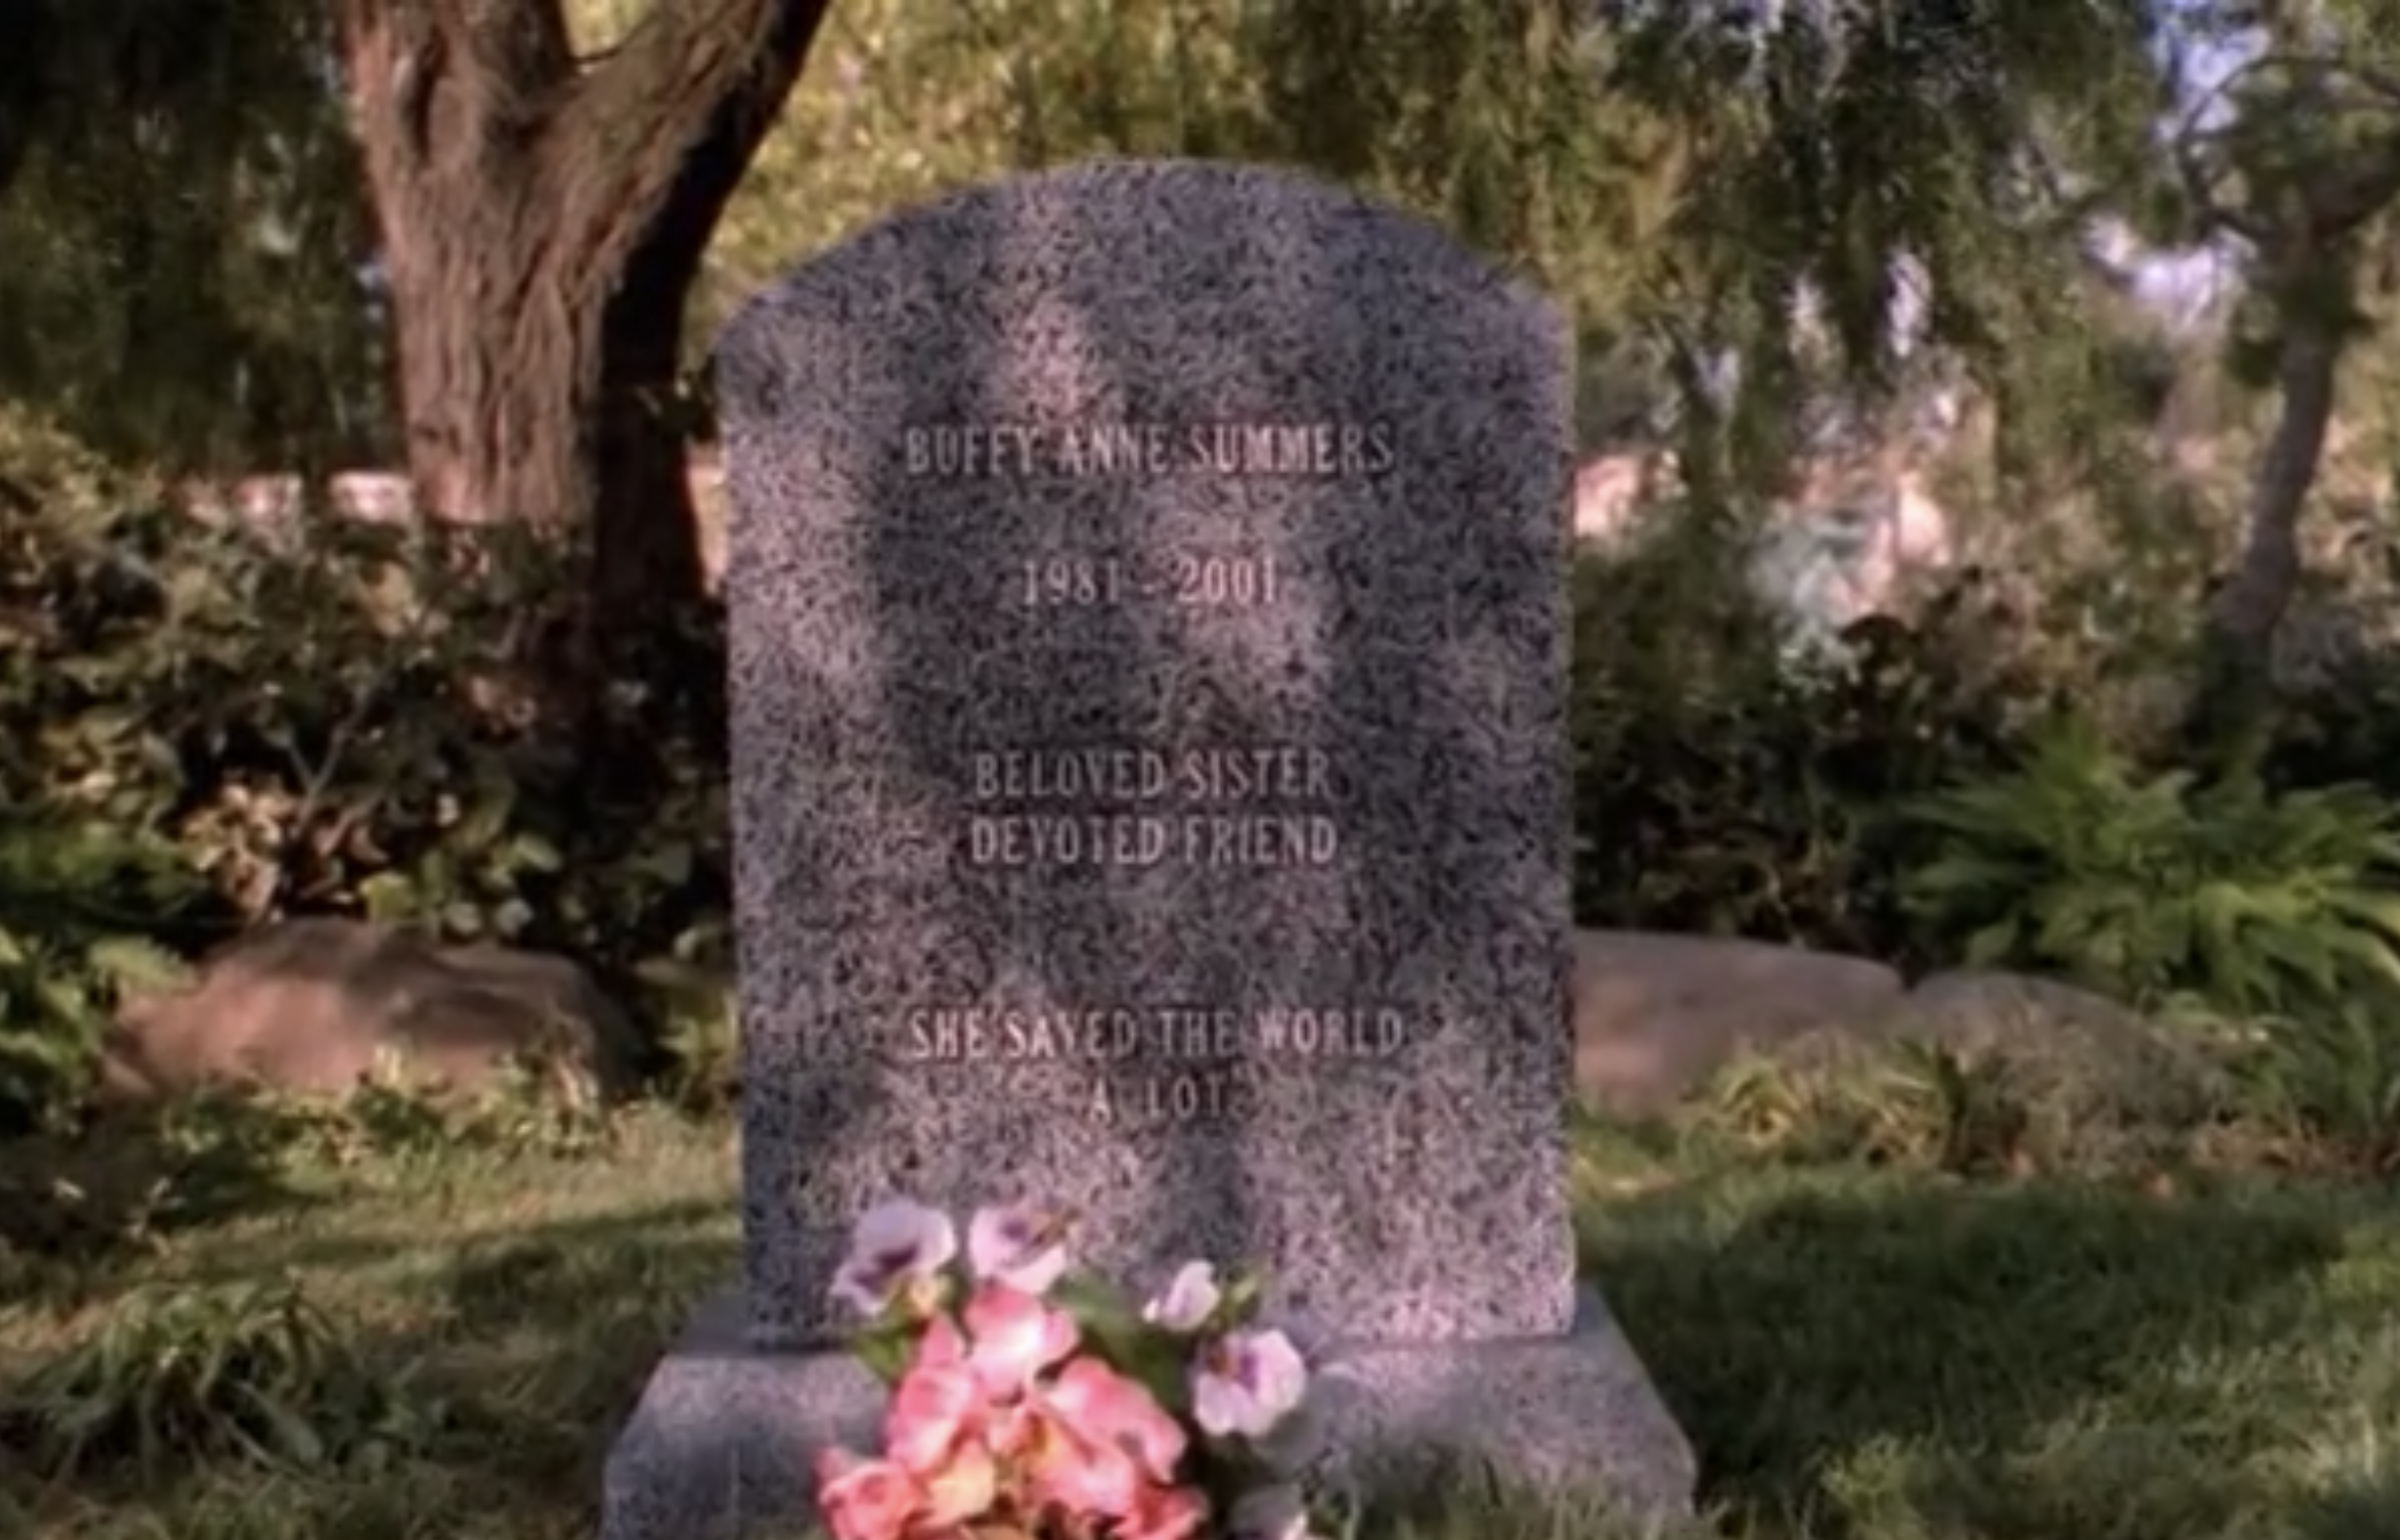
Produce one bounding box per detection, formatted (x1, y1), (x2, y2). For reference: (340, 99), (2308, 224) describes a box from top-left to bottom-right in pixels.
(814, 1196), (1333, 1540)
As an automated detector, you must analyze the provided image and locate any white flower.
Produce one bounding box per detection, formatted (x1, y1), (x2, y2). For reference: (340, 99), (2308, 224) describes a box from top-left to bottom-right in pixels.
(1229, 1484), (1317, 1540)
(828, 1199), (956, 1317)
(1192, 1326), (1309, 1439)
(1142, 1261), (1222, 1333)
(965, 1200), (1076, 1295)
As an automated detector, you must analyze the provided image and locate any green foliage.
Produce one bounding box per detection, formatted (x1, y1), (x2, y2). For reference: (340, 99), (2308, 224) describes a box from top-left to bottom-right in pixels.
(0, 466), (729, 1088)
(0, 809), (202, 1130)
(1904, 716), (2400, 1019)
(0, 6), (383, 470)
(0, 1278), (437, 1479)
(646, 988), (741, 1119)
(1681, 990), (2238, 1180)
(3, 1069), (623, 1285)
(302, 1048), (617, 1167)
(1569, 537), (2051, 956)
(2225, 1000), (2400, 1169)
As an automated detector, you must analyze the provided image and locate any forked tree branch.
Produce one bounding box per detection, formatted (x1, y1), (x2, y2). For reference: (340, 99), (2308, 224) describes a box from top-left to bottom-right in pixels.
(545, 0), (833, 291)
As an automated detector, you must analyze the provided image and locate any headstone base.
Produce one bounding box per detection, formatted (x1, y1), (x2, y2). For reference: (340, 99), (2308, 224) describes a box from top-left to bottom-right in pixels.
(600, 1286), (1696, 1540)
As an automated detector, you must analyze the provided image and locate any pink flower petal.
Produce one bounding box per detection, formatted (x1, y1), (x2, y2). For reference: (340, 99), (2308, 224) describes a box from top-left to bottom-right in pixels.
(814, 1448), (927, 1540)
(1122, 1483), (1210, 1540)
(883, 1358), (985, 1474)
(1046, 1356), (1187, 1482)
(962, 1282), (1080, 1395)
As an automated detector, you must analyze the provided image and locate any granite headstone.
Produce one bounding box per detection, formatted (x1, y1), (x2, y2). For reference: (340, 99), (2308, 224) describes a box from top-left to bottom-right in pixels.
(602, 156), (1694, 1540)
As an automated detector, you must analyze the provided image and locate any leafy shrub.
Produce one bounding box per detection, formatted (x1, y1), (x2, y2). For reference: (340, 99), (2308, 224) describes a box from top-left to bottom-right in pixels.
(0, 463), (731, 1094)
(2263, 633), (2400, 804)
(291, 1046), (617, 1166)
(2221, 1000), (2400, 1170)
(1570, 533), (2049, 957)
(0, 807), (205, 1129)
(1902, 714), (2400, 1022)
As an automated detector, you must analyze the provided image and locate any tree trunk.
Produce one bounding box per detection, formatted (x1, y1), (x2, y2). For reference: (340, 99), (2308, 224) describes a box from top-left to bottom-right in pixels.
(2208, 324), (2340, 649)
(336, 0), (830, 711)
(2186, 316), (2341, 772)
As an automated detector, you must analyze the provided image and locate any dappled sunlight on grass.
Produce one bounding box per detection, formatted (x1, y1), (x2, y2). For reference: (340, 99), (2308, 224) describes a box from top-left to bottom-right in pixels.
(5, 1098), (2400, 1540)
(1575, 1142), (2400, 1540)
(0, 1105), (737, 1540)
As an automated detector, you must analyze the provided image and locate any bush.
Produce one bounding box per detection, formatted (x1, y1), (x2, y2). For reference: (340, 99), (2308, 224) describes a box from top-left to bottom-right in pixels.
(1569, 529), (2053, 959)
(0, 456), (732, 1100)
(0, 808), (203, 1130)
(14, 423), (2400, 1160)
(1902, 714), (2400, 1023)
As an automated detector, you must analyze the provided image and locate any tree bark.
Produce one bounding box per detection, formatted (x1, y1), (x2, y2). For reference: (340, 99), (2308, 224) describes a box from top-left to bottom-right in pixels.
(2187, 310), (2341, 773)
(2207, 321), (2340, 648)
(336, 0), (830, 707)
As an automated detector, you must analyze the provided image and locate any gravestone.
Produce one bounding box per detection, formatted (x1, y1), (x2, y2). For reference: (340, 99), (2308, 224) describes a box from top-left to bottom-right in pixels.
(601, 157), (1694, 1540)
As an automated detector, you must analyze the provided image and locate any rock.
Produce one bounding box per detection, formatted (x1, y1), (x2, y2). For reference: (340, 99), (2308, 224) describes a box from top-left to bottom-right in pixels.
(1901, 969), (2152, 1037)
(1744, 969), (2234, 1172)
(1888, 969), (2230, 1125)
(1570, 930), (1905, 1113)
(103, 919), (641, 1102)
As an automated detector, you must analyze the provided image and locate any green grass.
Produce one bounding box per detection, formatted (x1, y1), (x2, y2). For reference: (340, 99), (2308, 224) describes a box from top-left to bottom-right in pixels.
(5, 1103), (2400, 1540)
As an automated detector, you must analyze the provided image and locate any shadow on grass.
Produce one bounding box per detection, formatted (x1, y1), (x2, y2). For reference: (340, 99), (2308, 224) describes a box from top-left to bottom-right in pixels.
(3, 1200), (741, 1540)
(371, 1204), (743, 1528)
(435, 1203), (739, 1334)
(166, 1193), (734, 1288)
(1586, 1176), (2351, 1540)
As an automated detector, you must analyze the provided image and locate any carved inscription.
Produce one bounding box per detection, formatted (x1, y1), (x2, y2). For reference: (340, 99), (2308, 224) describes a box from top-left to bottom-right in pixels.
(901, 417), (1402, 1124)
(903, 421), (1396, 478)
(900, 1006), (1410, 1127)
(1017, 553), (1284, 609)
(966, 746), (1338, 870)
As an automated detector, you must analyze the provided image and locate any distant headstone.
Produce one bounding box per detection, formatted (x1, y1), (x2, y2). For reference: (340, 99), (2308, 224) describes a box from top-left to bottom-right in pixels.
(602, 157), (1693, 1540)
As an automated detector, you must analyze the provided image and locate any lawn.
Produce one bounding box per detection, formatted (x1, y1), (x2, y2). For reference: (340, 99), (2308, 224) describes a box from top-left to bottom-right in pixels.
(5, 1102), (2400, 1540)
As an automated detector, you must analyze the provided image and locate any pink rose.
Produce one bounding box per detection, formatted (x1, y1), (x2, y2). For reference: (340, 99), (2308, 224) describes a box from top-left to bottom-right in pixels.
(1045, 1356), (1187, 1482)
(960, 1282), (1080, 1397)
(914, 1438), (999, 1530)
(884, 1335), (988, 1474)
(814, 1447), (926, 1540)
(1009, 1355), (1192, 1521)
(1122, 1482), (1210, 1540)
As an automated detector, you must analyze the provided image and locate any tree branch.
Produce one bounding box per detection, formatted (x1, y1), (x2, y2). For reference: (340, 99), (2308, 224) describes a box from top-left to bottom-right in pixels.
(2208, 319), (2340, 644)
(543, 0), (832, 289)
(337, 0), (576, 155)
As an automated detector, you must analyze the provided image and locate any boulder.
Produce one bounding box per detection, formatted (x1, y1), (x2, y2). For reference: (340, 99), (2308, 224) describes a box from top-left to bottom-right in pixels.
(1570, 930), (1904, 1113)
(1746, 969), (2236, 1171)
(1899, 968), (2151, 1038)
(1887, 968), (2230, 1125)
(103, 918), (642, 1102)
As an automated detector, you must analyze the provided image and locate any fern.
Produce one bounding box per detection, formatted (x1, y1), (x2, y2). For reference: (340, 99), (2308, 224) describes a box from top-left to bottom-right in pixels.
(1903, 715), (2400, 1021)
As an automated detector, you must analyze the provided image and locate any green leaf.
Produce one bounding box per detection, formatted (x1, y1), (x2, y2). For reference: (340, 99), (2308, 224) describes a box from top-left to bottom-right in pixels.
(507, 832), (564, 873)
(851, 1322), (917, 1387)
(1216, 1268), (1267, 1329)
(356, 872), (418, 922)
(632, 841), (694, 886)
